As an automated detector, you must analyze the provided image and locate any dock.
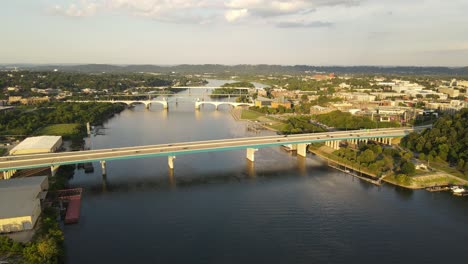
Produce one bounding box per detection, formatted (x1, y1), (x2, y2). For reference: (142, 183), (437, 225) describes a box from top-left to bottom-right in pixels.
(425, 185), (451, 192)
(55, 188), (83, 224)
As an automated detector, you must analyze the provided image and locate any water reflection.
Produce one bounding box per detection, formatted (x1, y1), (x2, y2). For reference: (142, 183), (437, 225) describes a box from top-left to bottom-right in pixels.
(245, 160), (256, 178)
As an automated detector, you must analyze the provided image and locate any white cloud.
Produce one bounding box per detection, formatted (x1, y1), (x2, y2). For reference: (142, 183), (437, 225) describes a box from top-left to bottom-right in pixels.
(49, 0), (99, 17)
(48, 0), (362, 24)
(225, 9), (248, 22)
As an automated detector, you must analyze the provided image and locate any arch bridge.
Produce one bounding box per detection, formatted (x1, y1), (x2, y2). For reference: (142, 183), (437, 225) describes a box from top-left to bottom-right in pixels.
(195, 101), (254, 110)
(69, 100), (168, 109)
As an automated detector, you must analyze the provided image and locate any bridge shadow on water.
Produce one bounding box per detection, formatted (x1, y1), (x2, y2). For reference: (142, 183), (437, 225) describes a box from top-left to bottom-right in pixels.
(81, 159), (332, 196)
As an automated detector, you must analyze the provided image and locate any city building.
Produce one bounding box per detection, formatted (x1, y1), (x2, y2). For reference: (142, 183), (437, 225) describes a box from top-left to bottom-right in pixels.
(254, 96), (273, 107)
(10, 136), (62, 156)
(0, 176), (48, 234)
(456, 80), (468, 87)
(438, 87), (460, 98)
(20, 96), (50, 105)
(8, 96), (22, 104)
(271, 101), (292, 109)
(391, 81), (425, 93)
(337, 92), (376, 102)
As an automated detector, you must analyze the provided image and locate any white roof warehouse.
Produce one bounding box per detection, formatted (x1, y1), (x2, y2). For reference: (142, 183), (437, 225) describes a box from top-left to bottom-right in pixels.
(9, 136), (62, 156)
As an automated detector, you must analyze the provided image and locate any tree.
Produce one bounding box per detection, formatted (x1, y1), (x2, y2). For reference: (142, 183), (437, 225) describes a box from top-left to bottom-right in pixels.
(419, 153), (426, 160)
(36, 237), (59, 263)
(358, 149), (376, 164)
(401, 161), (416, 175)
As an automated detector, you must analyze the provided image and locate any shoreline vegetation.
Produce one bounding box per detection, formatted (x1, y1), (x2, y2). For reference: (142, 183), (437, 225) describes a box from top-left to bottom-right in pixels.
(235, 108), (468, 190)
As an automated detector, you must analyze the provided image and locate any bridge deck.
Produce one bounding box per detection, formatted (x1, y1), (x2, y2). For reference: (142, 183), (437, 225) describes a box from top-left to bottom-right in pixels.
(0, 127), (427, 172)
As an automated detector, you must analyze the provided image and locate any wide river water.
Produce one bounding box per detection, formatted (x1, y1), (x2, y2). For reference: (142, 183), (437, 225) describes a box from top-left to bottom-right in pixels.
(65, 80), (467, 263)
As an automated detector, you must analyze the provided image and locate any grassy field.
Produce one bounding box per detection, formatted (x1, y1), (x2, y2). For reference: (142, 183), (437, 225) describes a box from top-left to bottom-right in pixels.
(265, 123), (287, 131)
(431, 162), (467, 181)
(35, 123), (82, 138)
(0, 148), (6, 156)
(240, 110), (264, 120)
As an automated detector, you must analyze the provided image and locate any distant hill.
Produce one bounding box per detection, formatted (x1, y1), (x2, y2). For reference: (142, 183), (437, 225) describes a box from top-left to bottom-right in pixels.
(2, 64), (468, 76)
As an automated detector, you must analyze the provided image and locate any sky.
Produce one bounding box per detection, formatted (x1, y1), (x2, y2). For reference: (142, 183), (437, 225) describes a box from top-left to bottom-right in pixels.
(1, 0), (467, 66)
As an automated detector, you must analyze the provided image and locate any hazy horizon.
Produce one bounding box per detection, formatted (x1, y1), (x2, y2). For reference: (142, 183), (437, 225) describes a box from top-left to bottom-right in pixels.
(1, 0), (467, 67)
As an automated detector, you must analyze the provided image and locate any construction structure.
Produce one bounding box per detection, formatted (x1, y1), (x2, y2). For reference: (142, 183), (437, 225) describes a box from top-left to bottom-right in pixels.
(0, 176), (48, 233)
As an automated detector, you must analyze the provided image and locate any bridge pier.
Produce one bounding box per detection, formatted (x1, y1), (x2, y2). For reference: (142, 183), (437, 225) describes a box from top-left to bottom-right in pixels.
(297, 143), (307, 157)
(2, 170), (16, 180)
(50, 165), (60, 176)
(246, 148), (258, 162)
(100, 160), (107, 176)
(168, 156), (176, 170)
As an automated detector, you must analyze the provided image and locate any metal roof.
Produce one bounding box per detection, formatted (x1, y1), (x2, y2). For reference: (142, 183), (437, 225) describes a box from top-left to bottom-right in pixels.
(0, 176), (48, 219)
(10, 136), (61, 154)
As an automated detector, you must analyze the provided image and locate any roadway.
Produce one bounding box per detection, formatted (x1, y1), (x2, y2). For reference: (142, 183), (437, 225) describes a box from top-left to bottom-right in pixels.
(0, 127), (427, 172)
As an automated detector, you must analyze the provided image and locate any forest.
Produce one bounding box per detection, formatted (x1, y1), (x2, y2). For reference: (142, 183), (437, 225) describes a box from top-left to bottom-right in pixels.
(0, 71), (206, 94)
(0, 102), (125, 136)
(401, 108), (468, 176)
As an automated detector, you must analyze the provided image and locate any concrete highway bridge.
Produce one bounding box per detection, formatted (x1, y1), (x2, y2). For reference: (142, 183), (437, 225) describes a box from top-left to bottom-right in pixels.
(171, 86), (252, 90)
(0, 127), (427, 179)
(69, 100), (254, 110)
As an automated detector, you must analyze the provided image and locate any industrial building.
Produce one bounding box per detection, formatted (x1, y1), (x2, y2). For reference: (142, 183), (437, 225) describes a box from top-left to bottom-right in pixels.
(9, 136), (62, 156)
(0, 176), (48, 233)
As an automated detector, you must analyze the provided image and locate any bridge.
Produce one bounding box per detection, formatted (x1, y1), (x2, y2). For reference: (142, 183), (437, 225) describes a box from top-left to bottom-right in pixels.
(69, 100), (254, 110)
(195, 101), (254, 110)
(0, 127), (427, 179)
(171, 86), (253, 90)
(70, 100), (169, 109)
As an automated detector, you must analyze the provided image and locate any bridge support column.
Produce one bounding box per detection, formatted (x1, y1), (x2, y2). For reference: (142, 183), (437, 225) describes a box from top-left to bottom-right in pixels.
(334, 141), (340, 150)
(246, 148), (258, 162)
(195, 103), (200, 110)
(297, 143), (307, 157)
(163, 102), (168, 109)
(2, 170), (16, 180)
(86, 122), (91, 136)
(100, 160), (107, 176)
(168, 156), (176, 170)
(50, 165), (60, 176)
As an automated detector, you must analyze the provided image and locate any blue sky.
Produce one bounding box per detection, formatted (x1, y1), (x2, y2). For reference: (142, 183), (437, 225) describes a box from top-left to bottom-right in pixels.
(1, 0), (467, 66)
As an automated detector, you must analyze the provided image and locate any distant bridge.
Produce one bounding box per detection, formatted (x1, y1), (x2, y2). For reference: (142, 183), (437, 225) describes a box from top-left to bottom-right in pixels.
(171, 86), (253, 90)
(69, 100), (253, 110)
(0, 127), (429, 178)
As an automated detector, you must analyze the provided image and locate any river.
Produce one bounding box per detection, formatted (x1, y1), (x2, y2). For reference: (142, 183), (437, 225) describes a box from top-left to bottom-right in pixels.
(64, 80), (468, 264)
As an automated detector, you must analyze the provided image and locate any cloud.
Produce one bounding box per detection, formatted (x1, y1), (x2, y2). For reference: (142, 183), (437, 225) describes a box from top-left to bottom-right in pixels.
(47, 0), (362, 26)
(225, 0), (361, 18)
(49, 0), (99, 17)
(224, 9), (248, 22)
(276, 20), (333, 28)
(104, 0), (220, 24)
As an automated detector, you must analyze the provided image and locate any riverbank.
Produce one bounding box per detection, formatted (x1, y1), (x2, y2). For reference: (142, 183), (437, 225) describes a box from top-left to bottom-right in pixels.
(309, 145), (467, 190)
